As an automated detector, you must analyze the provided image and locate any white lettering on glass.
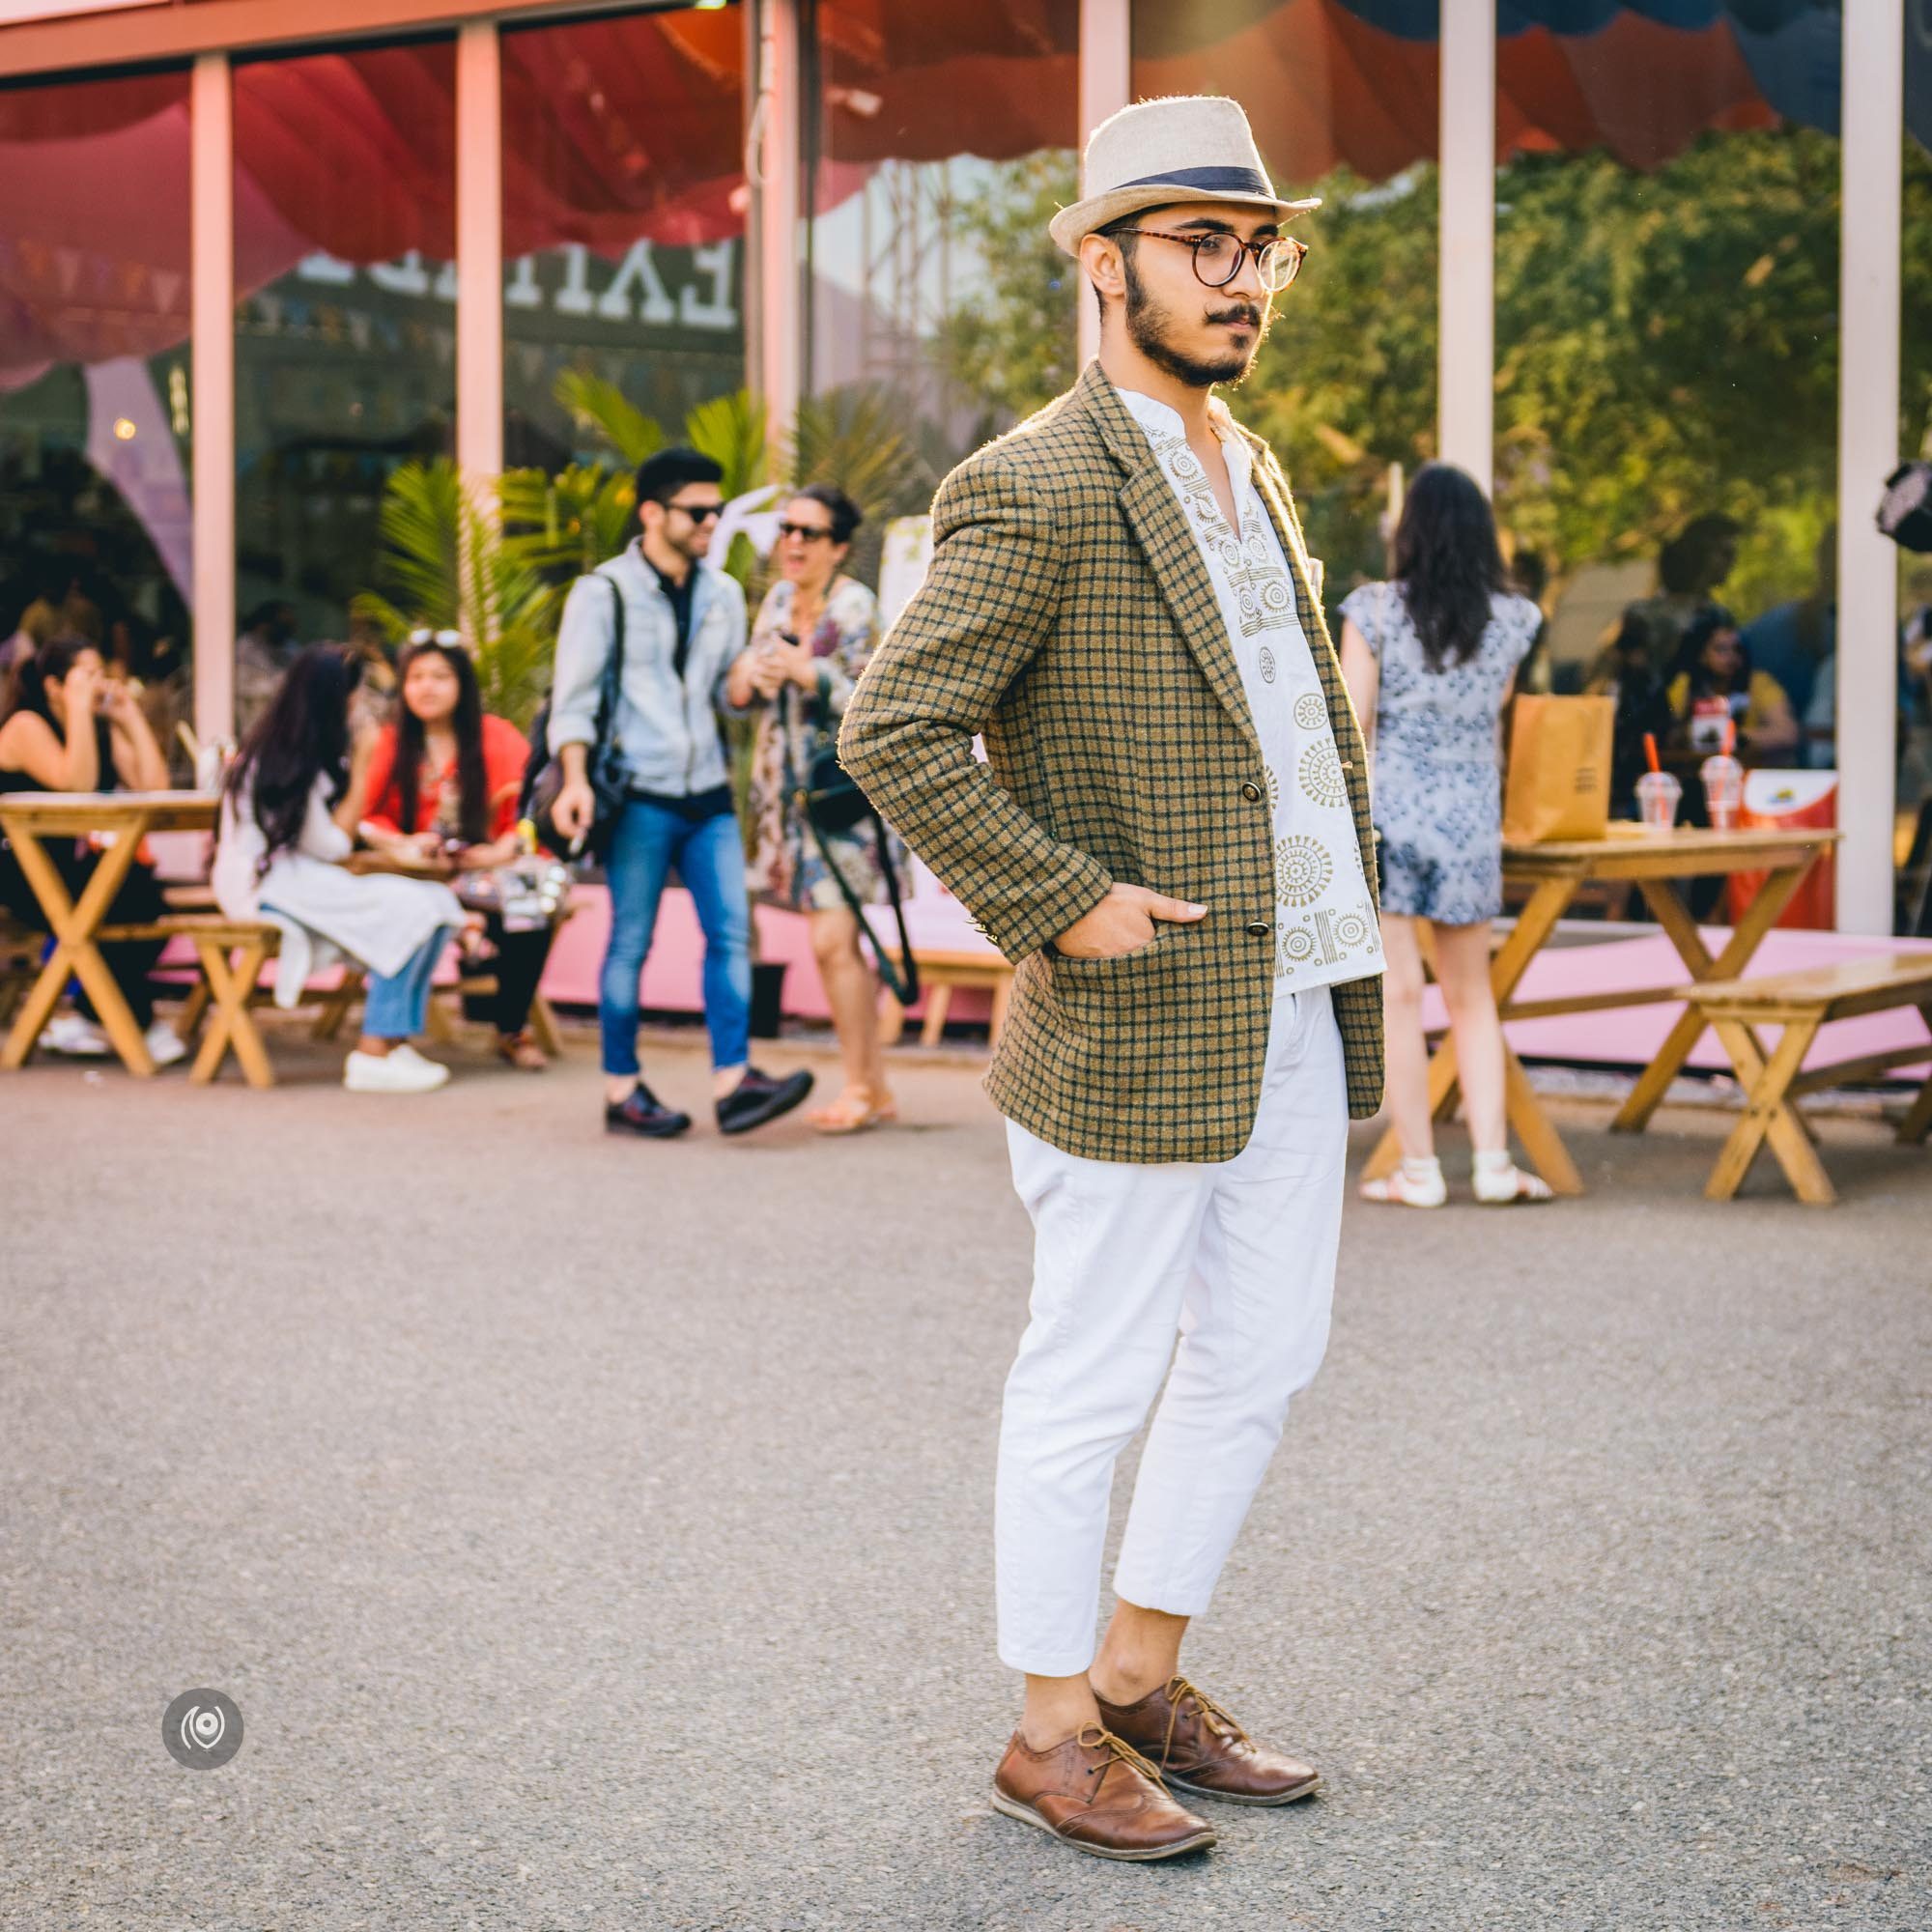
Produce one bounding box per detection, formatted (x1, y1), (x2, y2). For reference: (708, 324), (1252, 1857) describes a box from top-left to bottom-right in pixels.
(679, 242), (736, 330)
(504, 255), (543, 310)
(367, 251), (431, 297)
(554, 244), (594, 318)
(596, 241), (675, 325)
(297, 251), (357, 285)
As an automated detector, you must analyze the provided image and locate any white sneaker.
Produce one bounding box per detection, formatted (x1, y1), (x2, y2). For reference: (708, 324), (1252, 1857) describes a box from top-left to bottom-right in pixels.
(40, 1013), (109, 1057)
(144, 1020), (189, 1069)
(343, 1042), (450, 1094)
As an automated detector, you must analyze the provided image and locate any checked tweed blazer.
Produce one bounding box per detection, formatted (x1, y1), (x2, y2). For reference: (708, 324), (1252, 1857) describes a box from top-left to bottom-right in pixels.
(839, 360), (1384, 1163)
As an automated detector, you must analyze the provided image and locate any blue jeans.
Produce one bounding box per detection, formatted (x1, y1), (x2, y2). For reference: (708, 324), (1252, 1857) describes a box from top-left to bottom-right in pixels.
(599, 798), (751, 1077)
(363, 926), (458, 1042)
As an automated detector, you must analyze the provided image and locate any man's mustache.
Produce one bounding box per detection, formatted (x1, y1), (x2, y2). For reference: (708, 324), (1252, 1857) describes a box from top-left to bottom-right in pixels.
(1206, 304), (1264, 329)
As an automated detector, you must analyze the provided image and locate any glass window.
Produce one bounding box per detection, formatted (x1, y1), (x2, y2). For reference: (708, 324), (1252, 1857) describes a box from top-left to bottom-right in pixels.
(1132, 2), (1441, 627)
(501, 5), (748, 473)
(232, 38), (457, 712)
(1492, 5), (1840, 836)
(1899, 20), (1932, 935)
(807, 3), (1080, 496)
(0, 70), (194, 750)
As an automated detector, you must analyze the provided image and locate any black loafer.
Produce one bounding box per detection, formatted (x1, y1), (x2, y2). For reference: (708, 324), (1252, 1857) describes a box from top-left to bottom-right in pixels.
(716, 1065), (815, 1136)
(605, 1082), (692, 1138)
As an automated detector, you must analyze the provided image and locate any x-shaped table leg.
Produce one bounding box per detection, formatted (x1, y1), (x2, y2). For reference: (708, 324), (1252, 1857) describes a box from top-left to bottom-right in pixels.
(0, 816), (153, 1073)
(1702, 1009), (1833, 1203)
(1361, 873), (1580, 1187)
(1611, 860), (1811, 1134)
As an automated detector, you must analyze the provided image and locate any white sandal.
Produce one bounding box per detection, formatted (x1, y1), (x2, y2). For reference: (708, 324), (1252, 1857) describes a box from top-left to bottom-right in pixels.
(1471, 1158), (1555, 1205)
(1359, 1157), (1447, 1208)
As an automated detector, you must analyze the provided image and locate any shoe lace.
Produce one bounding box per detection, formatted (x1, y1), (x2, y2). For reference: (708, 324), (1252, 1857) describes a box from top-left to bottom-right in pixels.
(1160, 1677), (1249, 1762)
(1074, 1723), (1167, 1787)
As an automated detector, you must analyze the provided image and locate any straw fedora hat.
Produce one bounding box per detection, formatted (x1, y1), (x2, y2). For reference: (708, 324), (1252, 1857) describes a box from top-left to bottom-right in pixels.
(1048, 95), (1319, 257)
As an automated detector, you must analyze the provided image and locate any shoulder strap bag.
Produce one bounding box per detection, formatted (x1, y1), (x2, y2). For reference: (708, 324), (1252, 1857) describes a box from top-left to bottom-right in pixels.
(792, 684), (921, 1008)
(524, 576), (628, 858)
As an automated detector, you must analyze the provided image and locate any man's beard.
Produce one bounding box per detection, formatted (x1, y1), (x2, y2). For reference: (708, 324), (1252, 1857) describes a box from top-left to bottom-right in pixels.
(1123, 253), (1266, 388)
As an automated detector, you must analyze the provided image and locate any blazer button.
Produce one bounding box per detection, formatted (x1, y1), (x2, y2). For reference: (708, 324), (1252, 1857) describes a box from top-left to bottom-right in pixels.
(1245, 920), (1270, 938)
(1240, 781), (1263, 802)
(1340, 759), (1355, 772)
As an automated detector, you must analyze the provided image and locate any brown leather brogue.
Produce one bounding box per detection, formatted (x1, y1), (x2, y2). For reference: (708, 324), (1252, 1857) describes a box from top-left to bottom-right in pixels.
(990, 1723), (1217, 1861)
(1094, 1676), (1321, 1807)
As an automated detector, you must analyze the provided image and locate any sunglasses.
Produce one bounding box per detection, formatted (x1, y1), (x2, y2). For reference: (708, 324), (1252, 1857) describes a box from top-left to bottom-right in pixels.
(667, 498), (724, 524)
(407, 627), (463, 646)
(777, 521), (835, 542)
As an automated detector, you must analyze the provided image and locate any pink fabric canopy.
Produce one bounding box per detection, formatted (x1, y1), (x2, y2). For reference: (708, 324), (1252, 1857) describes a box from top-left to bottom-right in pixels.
(0, 0), (1787, 388)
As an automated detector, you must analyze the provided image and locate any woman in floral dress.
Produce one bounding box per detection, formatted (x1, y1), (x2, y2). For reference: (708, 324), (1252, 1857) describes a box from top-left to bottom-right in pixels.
(1338, 463), (1551, 1208)
(732, 484), (908, 1133)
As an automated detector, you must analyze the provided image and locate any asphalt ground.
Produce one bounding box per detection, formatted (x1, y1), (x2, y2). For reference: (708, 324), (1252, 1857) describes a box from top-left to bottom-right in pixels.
(3, 1016), (1928, 1930)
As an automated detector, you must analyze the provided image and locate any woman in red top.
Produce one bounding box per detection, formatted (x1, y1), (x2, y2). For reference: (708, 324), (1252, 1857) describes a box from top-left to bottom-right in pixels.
(356, 636), (556, 1069)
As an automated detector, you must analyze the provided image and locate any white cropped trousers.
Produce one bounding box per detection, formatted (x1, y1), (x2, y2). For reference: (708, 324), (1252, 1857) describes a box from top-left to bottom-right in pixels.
(996, 982), (1349, 1676)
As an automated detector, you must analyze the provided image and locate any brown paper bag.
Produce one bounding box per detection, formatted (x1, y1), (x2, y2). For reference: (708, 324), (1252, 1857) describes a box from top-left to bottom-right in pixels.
(1503, 696), (1613, 843)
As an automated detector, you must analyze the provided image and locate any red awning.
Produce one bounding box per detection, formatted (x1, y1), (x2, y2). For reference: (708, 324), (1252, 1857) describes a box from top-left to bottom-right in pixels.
(0, 0), (1789, 387)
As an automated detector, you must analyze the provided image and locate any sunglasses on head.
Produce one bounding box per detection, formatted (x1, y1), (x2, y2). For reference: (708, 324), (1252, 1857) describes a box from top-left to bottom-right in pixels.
(407, 627), (463, 647)
(777, 521), (835, 542)
(667, 498), (724, 523)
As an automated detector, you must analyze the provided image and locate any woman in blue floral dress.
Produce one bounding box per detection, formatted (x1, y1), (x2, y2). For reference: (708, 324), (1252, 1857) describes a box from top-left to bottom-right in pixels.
(737, 484), (908, 1134)
(1338, 464), (1551, 1208)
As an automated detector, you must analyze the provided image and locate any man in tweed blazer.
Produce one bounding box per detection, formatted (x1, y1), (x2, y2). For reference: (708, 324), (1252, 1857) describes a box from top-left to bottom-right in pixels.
(841, 96), (1385, 1862)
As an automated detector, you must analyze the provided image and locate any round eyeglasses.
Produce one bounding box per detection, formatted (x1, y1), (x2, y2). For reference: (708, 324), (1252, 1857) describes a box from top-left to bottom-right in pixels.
(1108, 228), (1307, 295)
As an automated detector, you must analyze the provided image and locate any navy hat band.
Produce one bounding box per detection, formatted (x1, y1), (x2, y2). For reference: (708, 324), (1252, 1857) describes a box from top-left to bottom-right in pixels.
(1115, 164), (1275, 198)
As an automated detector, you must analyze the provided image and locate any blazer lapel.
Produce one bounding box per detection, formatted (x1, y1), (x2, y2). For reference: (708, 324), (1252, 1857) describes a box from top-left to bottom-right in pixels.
(1075, 363), (1261, 753)
(1116, 467), (1262, 751)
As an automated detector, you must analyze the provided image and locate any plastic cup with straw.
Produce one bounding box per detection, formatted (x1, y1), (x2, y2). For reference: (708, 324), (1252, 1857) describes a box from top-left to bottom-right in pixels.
(1634, 732), (1681, 832)
(1699, 715), (1744, 832)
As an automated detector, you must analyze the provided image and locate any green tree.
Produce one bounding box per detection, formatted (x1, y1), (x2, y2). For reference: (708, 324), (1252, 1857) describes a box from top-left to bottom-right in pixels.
(928, 124), (1932, 627)
(934, 150), (1082, 437)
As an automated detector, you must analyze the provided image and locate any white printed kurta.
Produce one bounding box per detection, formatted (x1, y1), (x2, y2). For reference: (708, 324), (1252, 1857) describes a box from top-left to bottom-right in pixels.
(1120, 387), (1383, 992)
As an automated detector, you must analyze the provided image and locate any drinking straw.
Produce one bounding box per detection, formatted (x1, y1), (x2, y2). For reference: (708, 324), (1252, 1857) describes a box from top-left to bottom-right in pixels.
(1643, 733), (1660, 774)
(1721, 715), (1736, 757)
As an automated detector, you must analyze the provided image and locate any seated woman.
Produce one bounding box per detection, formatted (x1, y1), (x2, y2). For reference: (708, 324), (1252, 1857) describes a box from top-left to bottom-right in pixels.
(353, 633), (556, 1070)
(0, 633), (182, 1065)
(213, 643), (464, 1094)
(1666, 605), (1800, 761)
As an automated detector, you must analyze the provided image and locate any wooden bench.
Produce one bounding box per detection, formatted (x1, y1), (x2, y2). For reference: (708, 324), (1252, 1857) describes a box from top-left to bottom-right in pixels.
(119, 913), (285, 1089)
(0, 906), (278, 1081)
(880, 946), (1014, 1050)
(0, 912), (42, 1031)
(1681, 952), (1932, 1204)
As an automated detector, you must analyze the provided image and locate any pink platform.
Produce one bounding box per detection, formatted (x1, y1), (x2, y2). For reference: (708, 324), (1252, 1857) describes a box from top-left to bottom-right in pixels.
(148, 833), (1928, 1083)
(1429, 926), (1932, 1084)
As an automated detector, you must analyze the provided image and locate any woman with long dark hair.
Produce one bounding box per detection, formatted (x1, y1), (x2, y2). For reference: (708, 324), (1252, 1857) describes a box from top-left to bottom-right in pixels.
(355, 636), (556, 1069)
(1338, 464), (1550, 1206)
(212, 643), (463, 1093)
(1666, 605), (1799, 759)
(0, 633), (179, 1063)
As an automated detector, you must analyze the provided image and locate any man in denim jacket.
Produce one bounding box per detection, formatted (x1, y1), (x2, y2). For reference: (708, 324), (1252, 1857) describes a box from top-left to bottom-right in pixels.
(549, 445), (813, 1138)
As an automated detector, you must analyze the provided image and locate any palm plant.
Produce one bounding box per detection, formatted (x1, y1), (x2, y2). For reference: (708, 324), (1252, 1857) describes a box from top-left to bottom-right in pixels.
(351, 458), (555, 727)
(353, 379), (927, 740)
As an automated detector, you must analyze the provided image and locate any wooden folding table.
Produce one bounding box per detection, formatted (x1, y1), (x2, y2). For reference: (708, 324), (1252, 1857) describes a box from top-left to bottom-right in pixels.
(0, 790), (216, 1076)
(1360, 824), (1840, 1195)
